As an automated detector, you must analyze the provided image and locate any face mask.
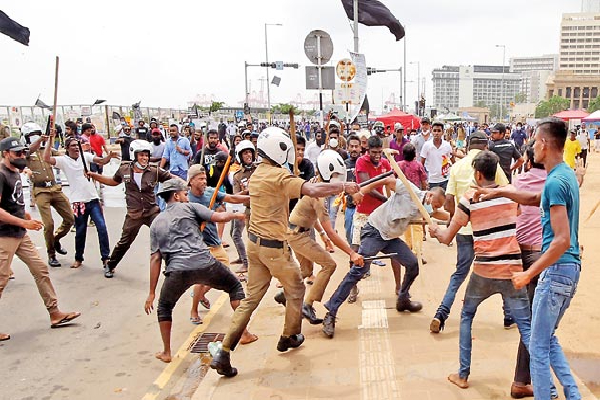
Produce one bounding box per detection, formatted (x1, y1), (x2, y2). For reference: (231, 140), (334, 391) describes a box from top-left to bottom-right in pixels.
(135, 161), (148, 170)
(316, 137), (325, 146)
(329, 138), (339, 148)
(10, 157), (27, 171)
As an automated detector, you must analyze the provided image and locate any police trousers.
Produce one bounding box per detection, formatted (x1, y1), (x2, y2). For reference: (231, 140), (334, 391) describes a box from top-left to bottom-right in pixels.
(34, 190), (74, 257)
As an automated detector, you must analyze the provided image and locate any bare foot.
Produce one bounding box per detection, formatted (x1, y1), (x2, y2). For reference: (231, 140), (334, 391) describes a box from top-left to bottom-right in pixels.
(240, 331), (258, 345)
(448, 373), (468, 389)
(155, 351), (172, 363)
(71, 261), (82, 269)
(0, 333), (10, 341)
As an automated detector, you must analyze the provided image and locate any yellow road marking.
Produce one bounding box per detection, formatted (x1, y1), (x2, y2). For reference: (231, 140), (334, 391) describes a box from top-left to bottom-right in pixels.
(141, 292), (229, 400)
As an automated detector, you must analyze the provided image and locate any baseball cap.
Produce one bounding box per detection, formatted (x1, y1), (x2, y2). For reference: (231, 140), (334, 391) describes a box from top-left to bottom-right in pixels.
(0, 137), (27, 152)
(421, 116), (431, 124)
(151, 128), (161, 135)
(394, 122), (404, 131)
(186, 164), (206, 184)
(468, 131), (489, 145)
(157, 178), (188, 195)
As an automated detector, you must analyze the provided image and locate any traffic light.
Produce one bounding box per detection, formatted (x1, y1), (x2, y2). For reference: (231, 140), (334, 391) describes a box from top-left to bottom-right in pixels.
(367, 67), (377, 76)
(260, 62), (299, 69)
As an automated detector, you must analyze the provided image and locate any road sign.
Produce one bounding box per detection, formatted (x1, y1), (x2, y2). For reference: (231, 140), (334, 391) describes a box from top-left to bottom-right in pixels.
(304, 30), (333, 65)
(275, 61), (284, 70)
(336, 59), (356, 82)
(237, 110), (245, 119)
(305, 66), (335, 90)
(334, 82), (360, 104)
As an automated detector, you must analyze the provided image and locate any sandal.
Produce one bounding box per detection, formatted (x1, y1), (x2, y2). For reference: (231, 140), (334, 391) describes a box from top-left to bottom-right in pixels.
(189, 317), (203, 325)
(199, 298), (211, 310)
(0, 333), (10, 342)
(50, 311), (81, 328)
(71, 261), (82, 269)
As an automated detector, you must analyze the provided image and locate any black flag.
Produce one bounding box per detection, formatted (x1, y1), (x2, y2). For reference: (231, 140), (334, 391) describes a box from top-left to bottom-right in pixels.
(34, 98), (53, 111)
(0, 11), (30, 46)
(341, 0), (405, 41)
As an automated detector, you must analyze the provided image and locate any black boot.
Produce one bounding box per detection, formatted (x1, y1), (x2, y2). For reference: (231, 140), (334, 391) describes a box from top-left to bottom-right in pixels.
(396, 297), (423, 312)
(274, 291), (286, 306)
(210, 350), (238, 377)
(48, 256), (61, 268)
(322, 312), (336, 338)
(302, 303), (323, 324)
(54, 240), (68, 255)
(276, 333), (304, 352)
(103, 261), (115, 278)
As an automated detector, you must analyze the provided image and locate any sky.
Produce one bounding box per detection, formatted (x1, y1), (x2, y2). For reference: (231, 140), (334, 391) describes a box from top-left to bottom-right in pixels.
(0, 0), (584, 114)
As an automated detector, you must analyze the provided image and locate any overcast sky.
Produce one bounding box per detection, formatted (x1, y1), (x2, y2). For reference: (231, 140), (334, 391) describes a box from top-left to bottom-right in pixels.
(0, 0), (583, 114)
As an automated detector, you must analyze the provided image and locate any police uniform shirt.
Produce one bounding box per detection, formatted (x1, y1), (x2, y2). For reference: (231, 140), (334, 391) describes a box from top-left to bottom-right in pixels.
(289, 195), (328, 230)
(26, 149), (60, 194)
(248, 162), (305, 241)
(112, 163), (171, 218)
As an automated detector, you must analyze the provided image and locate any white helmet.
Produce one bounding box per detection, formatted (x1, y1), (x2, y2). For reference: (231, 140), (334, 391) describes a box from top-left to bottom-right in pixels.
(317, 149), (347, 182)
(235, 139), (255, 164)
(257, 127), (295, 166)
(21, 122), (43, 136)
(129, 139), (152, 161)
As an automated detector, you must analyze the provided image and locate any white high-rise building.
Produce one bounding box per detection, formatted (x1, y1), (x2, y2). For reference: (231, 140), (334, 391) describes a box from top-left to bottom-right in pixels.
(509, 55), (558, 103)
(559, 12), (600, 75)
(582, 0), (600, 13)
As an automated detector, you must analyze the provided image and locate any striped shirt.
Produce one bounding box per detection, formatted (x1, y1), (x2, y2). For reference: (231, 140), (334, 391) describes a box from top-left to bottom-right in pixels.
(454, 187), (522, 279)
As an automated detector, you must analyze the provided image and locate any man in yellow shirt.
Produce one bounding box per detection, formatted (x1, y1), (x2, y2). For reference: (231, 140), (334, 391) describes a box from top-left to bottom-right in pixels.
(563, 130), (581, 169)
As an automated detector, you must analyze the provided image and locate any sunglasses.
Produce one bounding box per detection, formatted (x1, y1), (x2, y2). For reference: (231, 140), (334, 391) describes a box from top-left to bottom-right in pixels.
(10, 150), (25, 157)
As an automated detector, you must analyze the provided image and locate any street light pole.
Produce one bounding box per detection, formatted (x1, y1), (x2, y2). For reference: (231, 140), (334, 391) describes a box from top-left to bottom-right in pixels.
(265, 23), (282, 123)
(410, 61), (420, 115)
(496, 44), (506, 121)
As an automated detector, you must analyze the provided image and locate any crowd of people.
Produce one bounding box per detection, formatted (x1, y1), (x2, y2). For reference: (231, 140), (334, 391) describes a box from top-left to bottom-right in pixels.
(0, 111), (588, 399)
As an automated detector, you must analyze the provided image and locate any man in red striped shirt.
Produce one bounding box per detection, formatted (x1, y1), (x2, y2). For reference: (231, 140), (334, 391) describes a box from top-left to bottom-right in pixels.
(428, 151), (531, 390)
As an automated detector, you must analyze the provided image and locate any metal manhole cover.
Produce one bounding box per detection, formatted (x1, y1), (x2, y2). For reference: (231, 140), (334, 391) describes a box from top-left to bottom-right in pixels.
(189, 332), (225, 354)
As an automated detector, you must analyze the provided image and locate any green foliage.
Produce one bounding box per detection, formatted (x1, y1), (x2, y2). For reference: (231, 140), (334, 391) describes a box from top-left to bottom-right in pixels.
(514, 93), (527, 104)
(474, 100), (487, 108)
(535, 96), (570, 118)
(209, 101), (224, 114)
(587, 95), (600, 113)
(271, 103), (299, 115)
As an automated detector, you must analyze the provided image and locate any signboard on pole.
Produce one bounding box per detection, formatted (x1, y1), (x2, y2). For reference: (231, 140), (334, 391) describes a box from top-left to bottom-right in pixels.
(275, 61), (284, 70)
(305, 66), (335, 90)
(304, 30), (333, 65)
(334, 82), (360, 104)
(349, 52), (368, 124)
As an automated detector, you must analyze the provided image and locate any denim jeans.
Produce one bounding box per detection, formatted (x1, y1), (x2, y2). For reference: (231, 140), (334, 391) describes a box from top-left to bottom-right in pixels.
(74, 199), (110, 262)
(429, 180), (448, 191)
(170, 168), (188, 181)
(154, 183), (166, 211)
(231, 218), (248, 266)
(324, 223), (418, 317)
(458, 273), (531, 379)
(436, 234), (474, 319)
(325, 195), (340, 228)
(344, 206), (356, 245)
(530, 263), (581, 400)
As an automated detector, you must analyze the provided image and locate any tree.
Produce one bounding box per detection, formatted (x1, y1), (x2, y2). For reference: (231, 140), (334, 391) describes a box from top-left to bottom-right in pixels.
(474, 100), (487, 108)
(514, 93), (527, 104)
(535, 95), (570, 118)
(489, 104), (502, 119)
(271, 103), (298, 115)
(587, 95), (600, 113)
(209, 101), (224, 114)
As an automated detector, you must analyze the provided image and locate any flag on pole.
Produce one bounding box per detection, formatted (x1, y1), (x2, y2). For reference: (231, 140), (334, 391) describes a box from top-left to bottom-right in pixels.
(0, 11), (30, 46)
(92, 99), (106, 106)
(34, 98), (53, 111)
(340, 0), (405, 41)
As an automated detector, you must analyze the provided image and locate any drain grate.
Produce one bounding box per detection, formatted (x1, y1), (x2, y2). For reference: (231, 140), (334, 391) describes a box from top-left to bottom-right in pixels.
(189, 332), (225, 354)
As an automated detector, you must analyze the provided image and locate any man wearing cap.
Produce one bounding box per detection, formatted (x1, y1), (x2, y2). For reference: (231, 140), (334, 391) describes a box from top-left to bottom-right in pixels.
(186, 166), (254, 334)
(412, 116), (432, 157)
(22, 126), (74, 268)
(160, 124), (191, 181)
(144, 178), (251, 363)
(430, 132), (509, 333)
(0, 137), (81, 341)
(389, 123), (409, 162)
(210, 127), (359, 377)
(135, 120), (149, 141)
(87, 140), (172, 278)
(489, 123), (524, 183)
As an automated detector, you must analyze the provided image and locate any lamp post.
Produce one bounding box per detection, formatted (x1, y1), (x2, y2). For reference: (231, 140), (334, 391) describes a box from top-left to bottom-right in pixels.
(496, 44), (506, 121)
(265, 23), (282, 121)
(410, 61), (420, 114)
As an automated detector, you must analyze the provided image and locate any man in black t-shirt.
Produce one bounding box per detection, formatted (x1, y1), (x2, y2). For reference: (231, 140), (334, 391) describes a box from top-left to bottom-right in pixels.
(193, 129), (222, 168)
(0, 137), (80, 341)
(115, 125), (134, 161)
(489, 123), (523, 183)
(135, 120), (149, 141)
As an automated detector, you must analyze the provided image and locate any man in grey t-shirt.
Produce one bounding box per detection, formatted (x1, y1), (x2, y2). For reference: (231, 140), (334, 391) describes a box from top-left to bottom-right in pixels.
(144, 179), (253, 364)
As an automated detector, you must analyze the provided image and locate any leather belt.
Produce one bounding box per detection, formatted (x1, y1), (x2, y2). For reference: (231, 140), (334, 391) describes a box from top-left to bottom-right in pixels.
(34, 181), (56, 188)
(288, 223), (310, 233)
(519, 243), (542, 252)
(248, 232), (284, 249)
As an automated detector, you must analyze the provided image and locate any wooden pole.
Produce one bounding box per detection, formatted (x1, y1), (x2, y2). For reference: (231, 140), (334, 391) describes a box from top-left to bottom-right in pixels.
(51, 56), (59, 129)
(289, 109), (299, 175)
(200, 155), (233, 231)
(383, 148), (433, 225)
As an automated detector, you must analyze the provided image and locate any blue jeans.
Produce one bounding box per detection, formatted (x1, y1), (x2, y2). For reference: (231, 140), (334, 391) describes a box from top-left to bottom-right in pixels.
(344, 206), (356, 245)
(436, 234), (474, 319)
(74, 199), (110, 262)
(325, 195), (339, 228)
(170, 168), (188, 181)
(429, 180), (448, 191)
(154, 183), (166, 211)
(231, 218), (247, 266)
(458, 273), (531, 379)
(324, 223), (418, 317)
(530, 263), (581, 400)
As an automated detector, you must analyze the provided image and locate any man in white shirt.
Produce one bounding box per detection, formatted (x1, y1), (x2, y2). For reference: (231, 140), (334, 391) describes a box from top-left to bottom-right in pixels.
(44, 134), (118, 269)
(420, 121), (454, 190)
(305, 130), (325, 167)
(576, 129), (589, 167)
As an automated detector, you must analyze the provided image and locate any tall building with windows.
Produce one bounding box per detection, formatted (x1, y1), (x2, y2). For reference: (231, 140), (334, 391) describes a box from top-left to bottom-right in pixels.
(546, 12), (600, 109)
(432, 65), (521, 114)
(509, 55), (558, 103)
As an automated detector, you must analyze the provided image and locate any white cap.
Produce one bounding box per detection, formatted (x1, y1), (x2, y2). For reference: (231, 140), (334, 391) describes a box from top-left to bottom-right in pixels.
(394, 122), (404, 130)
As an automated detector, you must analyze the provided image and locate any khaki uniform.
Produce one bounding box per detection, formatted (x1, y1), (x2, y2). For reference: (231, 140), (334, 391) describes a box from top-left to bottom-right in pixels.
(106, 163), (171, 270)
(223, 162), (305, 350)
(26, 150), (74, 257)
(287, 195), (337, 304)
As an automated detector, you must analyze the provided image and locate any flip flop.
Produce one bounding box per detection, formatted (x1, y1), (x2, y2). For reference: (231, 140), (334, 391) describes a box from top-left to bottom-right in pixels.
(70, 261), (82, 269)
(0, 333), (10, 342)
(190, 317), (203, 325)
(50, 312), (81, 328)
(240, 333), (258, 345)
(8, 275), (14, 280)
(199, 298), (211, 310)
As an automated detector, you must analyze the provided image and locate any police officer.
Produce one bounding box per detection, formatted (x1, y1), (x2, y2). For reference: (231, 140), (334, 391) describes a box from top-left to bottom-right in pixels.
(24, 123), (74, 267)
(88, 140), (171, 278)
(210, 127), (360, 377)
(285, 150), (365, 325)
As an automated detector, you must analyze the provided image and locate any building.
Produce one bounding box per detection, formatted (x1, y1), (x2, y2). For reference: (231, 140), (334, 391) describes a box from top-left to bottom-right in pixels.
(510, 54), (558, 72)
(582, 0), (600, 13)
(432, 65), (521, 116)
(508, 55), (558, 104)
(545, 12), (600, 109)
